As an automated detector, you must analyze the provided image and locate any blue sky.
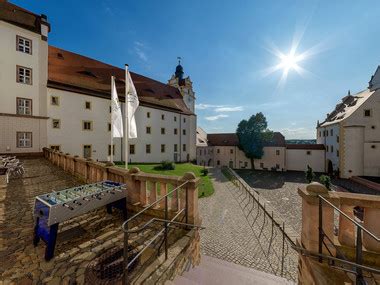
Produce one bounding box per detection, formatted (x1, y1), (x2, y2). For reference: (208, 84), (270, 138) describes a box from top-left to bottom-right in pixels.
(16, 0), (380, 139)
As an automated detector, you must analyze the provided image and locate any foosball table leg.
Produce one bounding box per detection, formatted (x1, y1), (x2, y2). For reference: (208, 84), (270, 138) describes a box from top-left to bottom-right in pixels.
(33, 217), (40, 246)
(45, 223), (59, 261)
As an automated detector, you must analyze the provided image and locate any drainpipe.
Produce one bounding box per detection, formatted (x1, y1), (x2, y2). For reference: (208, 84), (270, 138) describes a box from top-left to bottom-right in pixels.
(179, 113), (182, 162)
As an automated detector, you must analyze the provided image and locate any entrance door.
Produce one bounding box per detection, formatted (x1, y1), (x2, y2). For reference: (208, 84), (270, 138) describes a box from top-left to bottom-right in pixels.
(83, 145), (92, 158)
(327, 159), (333, 174)
(174, 153), (178, 163)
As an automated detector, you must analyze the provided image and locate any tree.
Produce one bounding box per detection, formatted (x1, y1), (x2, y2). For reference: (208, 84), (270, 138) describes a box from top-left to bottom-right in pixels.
(305, 165), (315, 183)
(236, 113), (273, 170)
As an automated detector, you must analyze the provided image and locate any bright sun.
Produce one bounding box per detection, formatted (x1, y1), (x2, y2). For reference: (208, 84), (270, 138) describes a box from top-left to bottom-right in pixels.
(280, 53), (299, 71)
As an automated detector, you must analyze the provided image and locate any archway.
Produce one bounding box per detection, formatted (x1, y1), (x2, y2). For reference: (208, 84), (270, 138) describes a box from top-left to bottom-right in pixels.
(327, 159), (333, 175)
(207, 159), (212, 166)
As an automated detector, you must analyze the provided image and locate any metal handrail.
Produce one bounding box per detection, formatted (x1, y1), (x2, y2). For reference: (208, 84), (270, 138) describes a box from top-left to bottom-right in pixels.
(121, 180), (189, 231)
(318, 195), (380, 242)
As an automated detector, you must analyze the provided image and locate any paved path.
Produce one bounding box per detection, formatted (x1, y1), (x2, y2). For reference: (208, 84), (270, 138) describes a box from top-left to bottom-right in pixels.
(199, 168), (297, 282)
(171, 255), (294, 285)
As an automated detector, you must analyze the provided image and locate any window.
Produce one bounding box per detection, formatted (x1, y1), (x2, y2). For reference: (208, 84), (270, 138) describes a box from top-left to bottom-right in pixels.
(183, 129), (186, 135)
(174, 144), (178, 152)
(17, 66), (32, 84)
(130, 144), (135, 154)
(85, 101), (91, 110)
(364, 109), (371, 117)
(276, 150), (280, 155)
(174, 116), (177, 122)
(83, 121), (93, 131)
(217, 149), (220, 154)
(161, 114), (165, 120)
(183, 144), (187, 152)
(109, 106), (112, 113)
(50, 145), (60, 151)
(147, 112), (150, 118)
(146, 126), (151, 134)
(331, 146), (334, 153)
(326, 145), (329, 152)
(319, 131), (321, 137)
(161, 144), (166, 153)
(217, 160), (220, 166)
(161, 128), (165, 135)
(52, 119), (60, 129)
(108, 123), (111, 132)
(337, 150), (339, 157)
(230, 149), (233, 154)
(146, 144), (151, 154)
(51, 96), (59, 106)
(16, 98), (32, 115)
(260, 163), (264, 168)
(330, 129), (333, 136)
(16, 35), (32, 54)
(83, 145), (92, 158)
(306, 151), (311, 155)
(276, 164), (280, 169)
(244, 161), (248, 167)
(108, 144), (115, 156)
(183, 118), (186, 123)
(17, 132), (32, 148)
(174, 128), (178, 135)
(337, 136), (339, 143)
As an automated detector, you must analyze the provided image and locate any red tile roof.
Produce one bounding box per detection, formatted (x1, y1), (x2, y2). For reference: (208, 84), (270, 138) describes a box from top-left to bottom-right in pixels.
(286, 144), (325, 150)
(48, 46), (193, 115)
(207, 132), (285, 147)
(0, 1), (50, 34)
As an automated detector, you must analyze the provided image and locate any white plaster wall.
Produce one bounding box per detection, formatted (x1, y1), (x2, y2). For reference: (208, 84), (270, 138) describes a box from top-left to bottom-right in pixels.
(253, 147), (286, 171)
(317, 124), (340, 170)
(342, 126), (365, 178)
(0, 21), (47, 116)
(0, 116), (47, 153)
(286, 149), (325, 172)
(213, 146), (251, 169)
(47, 88), (194, 162)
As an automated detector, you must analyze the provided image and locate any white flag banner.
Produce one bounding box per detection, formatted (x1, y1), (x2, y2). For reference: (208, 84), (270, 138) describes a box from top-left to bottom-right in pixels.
(111, 76), (124, 138)
(126, 71), (139, 138)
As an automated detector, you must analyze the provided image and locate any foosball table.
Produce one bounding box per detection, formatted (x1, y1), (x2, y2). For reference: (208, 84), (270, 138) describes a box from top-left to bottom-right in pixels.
(33, 180), (127, 260)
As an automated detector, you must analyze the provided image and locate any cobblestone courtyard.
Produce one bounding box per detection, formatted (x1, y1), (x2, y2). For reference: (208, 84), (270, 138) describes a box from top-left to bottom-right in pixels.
(199, 169), (298, 281)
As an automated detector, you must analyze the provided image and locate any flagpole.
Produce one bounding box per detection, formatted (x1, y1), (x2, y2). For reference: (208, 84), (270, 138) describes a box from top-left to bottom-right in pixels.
(110, 76), (114, 164)
(124, 64), (129, 170)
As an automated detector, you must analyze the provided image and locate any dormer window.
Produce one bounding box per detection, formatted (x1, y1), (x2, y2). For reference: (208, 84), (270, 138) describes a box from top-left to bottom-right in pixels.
(16, 36), (32, 54)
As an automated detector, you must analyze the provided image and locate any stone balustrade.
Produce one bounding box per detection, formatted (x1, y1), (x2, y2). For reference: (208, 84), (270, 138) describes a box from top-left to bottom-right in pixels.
(299, 183), (380, 254)
(43, 147), (200, 224)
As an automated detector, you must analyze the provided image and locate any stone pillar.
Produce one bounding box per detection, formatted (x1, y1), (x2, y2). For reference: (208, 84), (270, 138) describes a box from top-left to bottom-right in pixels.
(159, 182), (168, 209)
(338, 204), (356, 247)
(299, 183), (335, 255)
(181, 172), (200, 225)
(363, 207), (380, 252)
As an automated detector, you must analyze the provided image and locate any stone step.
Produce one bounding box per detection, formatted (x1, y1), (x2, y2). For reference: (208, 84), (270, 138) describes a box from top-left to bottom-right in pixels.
(173, 255), (294, 285)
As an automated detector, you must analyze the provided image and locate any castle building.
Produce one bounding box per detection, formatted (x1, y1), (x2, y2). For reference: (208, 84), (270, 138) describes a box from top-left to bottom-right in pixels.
(0, 1), (197, 163)
(316, 66), (380, 178)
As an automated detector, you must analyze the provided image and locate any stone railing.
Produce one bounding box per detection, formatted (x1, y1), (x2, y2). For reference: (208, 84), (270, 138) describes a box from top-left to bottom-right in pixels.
(43, 148), (200, 224)
(298, 183), (380, 284)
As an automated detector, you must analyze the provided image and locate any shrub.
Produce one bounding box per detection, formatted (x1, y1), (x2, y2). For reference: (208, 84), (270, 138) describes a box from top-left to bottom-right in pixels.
(320, 175), (331, 190)
(154, 160), (175, 171)
(305, 165), (315, 183)
(201, 168), (209, 176)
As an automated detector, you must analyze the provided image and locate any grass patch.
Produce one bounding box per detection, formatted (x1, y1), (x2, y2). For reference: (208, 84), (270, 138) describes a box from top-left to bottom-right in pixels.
(117, 163), (214, 198)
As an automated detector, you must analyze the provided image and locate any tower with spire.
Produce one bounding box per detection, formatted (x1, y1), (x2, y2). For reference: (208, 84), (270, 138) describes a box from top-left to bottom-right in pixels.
(168, 57), (196, 113)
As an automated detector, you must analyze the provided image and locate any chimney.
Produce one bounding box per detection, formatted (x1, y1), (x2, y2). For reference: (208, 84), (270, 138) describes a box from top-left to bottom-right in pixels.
(40, 14), (49, 41)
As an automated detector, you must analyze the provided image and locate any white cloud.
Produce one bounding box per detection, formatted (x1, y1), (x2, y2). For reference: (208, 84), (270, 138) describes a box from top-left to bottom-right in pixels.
(280, 127), (315, 139)
(134, 41), (148, 62)
(195, 103), (224, 110)
(215, 106), (243, 112)
(205, 114), (229, 121)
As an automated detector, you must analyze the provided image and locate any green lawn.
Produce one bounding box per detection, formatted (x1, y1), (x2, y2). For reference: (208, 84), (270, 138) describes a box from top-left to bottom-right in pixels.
(117, 163), (214, 198)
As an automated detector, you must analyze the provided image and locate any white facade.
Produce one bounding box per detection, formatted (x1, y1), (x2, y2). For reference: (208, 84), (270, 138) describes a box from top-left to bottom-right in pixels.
(0, 11), (49, 154)
(286, 149), (325, 172)
(317, 68), (380, 178)
(47, 88), (196, 162)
